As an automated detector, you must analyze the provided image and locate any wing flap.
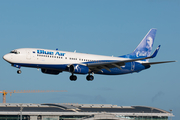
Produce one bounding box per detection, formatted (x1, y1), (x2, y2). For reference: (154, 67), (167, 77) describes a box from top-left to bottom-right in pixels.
(112, 63), (122, 70)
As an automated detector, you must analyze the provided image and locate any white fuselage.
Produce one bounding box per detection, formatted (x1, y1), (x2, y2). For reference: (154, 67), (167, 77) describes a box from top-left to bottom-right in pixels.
(3, 48), (150, 81)
(3, 48), (130, 67)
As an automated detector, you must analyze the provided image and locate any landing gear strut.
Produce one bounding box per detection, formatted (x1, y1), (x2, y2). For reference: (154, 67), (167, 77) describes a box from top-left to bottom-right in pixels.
(70, 74), (77, 81)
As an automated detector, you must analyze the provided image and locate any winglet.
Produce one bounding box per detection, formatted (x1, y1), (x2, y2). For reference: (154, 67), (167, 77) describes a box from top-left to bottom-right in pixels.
(149, 45), (161, 58)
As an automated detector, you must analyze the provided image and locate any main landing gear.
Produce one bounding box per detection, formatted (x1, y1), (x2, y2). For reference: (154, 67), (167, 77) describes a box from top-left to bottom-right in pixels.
(86, 75), (94, 81)
(69, 73), (94, 81)
(70, 74), (77, 81)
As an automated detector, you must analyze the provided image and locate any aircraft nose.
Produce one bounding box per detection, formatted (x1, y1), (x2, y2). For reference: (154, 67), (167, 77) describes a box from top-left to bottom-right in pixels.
(3, 54), (10, 62)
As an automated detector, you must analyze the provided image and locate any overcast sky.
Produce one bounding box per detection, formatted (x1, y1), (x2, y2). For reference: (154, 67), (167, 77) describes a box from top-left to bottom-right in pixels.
(0, 0), (179, 120)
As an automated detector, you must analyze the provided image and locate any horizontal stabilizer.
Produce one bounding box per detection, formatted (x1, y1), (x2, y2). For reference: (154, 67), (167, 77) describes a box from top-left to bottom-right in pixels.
(142, 61), (176, 66)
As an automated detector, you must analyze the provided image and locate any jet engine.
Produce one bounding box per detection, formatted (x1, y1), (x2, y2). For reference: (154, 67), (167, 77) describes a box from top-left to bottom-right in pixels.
(41, 69), (61, 75)
(69, 64), (89, 74)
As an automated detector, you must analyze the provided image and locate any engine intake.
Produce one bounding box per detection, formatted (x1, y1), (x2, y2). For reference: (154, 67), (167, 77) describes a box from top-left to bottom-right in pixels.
(69, 64), (89, 74)
(41, 69), (61, 75)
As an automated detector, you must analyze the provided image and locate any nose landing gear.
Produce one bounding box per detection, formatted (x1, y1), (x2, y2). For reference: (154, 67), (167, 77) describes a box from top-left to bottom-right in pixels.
(11, 64), (21, 74)
(17, 69), (22, 74)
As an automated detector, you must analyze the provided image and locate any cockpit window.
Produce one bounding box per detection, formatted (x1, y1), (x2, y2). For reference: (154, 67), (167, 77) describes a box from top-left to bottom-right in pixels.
(10, 50), (20, 54)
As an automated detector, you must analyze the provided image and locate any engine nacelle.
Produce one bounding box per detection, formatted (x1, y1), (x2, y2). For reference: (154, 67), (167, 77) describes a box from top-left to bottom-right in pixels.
(69, 64), (89, 74)
(41, 69), (61, 75)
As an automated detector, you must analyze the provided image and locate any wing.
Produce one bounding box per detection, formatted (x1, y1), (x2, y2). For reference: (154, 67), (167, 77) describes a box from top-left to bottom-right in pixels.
(87, 45), (161, 72)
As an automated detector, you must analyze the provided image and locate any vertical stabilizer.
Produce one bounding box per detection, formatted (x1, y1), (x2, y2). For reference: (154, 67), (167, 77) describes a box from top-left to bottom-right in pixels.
(120, 28), (157, 62)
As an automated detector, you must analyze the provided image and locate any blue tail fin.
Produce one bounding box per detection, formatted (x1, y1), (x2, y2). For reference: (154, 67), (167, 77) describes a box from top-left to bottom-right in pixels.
(120, 28), (157, 61)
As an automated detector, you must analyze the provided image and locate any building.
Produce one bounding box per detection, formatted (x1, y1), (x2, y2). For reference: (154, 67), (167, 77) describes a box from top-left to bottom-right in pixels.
(0, 103), (173, 120)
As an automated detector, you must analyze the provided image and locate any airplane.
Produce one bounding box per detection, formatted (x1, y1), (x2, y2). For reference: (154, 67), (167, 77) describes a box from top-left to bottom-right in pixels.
(3, 28), (175, 81)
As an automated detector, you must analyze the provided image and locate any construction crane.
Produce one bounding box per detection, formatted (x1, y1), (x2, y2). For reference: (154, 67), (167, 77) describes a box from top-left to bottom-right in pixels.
(0, 90), (67, 103)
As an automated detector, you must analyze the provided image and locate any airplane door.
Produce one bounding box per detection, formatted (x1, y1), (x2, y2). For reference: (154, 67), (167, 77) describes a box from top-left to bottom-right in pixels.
(26, 50), (31, 60)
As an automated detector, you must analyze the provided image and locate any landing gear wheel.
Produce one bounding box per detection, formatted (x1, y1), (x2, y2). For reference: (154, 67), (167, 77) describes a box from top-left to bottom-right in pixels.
(17, 70), (22, 74)
(70, 75), (77, 81)
(86, 75), (94, 81)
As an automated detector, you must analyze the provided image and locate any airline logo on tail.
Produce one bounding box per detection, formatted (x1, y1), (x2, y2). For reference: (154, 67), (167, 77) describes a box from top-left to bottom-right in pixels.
(136, 36), (154, 57)
(121, 29), (157, 62)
